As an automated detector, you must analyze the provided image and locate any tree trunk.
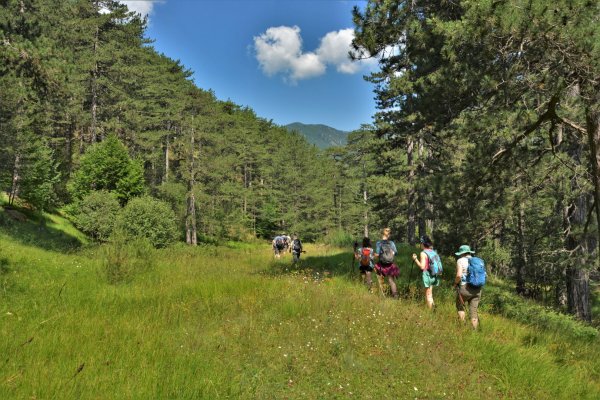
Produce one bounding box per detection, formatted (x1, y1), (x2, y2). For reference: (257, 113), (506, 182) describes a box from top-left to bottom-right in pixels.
(243, 163), (248, 215)
(566, 262), (592, 322)
(564, 182), (593, 322)
(186, 121), (197, 246)
(586, 107), (600, 263)
(406, 136), (416, 244)
(363, 160), (369, 238)
(8, 153), (21, 206)
(65, 119), (74, 175)
(90, 26), (99, 143)
(338, 184), (342, 230)
(515, 200), (527, 295)
(164, 132), (170, 183)
(417, 137), (427, 238)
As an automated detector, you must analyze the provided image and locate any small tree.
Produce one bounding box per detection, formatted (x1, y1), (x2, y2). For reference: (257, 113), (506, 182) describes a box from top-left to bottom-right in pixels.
(5, 133), (60, 212)
(72, 190), (120, 241)
(69, 135), (145, 204)
(114, 196), (178, 248)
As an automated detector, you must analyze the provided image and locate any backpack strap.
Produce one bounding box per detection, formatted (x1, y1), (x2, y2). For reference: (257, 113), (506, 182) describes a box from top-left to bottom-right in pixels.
(423, 249), (432, 269)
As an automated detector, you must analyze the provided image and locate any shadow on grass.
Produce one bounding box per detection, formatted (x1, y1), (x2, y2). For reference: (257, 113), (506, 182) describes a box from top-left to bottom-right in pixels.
(0, 206), (83, 252)
(262, 247), (430, 299)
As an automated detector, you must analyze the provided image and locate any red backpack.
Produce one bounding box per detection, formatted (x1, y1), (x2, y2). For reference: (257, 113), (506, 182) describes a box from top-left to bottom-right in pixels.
(360, 248), (372, 267)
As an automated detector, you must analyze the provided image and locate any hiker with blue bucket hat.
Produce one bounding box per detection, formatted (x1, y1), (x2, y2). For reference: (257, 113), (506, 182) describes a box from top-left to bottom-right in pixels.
(454, 245), (486, 329)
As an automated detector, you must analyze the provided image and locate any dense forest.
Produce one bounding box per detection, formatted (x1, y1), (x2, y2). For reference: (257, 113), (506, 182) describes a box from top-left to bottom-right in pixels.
(0, 0), (368, 244)
(350, 0), (600, 322)
(1, 0), (599, 324)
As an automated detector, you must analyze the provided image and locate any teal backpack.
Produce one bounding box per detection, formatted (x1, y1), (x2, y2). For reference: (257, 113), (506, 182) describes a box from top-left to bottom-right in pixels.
(424, 249), (443, 277)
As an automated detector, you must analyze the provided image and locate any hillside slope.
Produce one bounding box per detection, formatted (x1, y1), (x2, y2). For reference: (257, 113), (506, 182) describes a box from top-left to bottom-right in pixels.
(285, 122), (349, 149)
(0, 212), (599, 398)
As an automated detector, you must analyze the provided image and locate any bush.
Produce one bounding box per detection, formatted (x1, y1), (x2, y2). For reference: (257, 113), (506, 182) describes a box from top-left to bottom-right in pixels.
(114, 196), (178, 248)
(71, 191), (120, 241)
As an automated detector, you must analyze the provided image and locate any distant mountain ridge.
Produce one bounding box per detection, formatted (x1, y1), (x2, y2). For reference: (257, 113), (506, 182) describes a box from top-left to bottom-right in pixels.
(284, 122), (349, 149)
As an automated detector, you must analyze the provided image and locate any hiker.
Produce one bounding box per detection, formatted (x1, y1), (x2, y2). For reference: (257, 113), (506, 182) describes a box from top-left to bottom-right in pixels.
(454, 245), (484, 329)
(355, 236), (374, 291)
(273, 235), (285, 258)
(374, 227), (399, 298)
(281, 234), (289, 252)
(291, 234), (303, 263)
(411, 235), (441, 310)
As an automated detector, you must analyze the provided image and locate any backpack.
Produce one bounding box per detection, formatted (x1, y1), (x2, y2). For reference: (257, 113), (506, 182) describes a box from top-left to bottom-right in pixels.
(379, 241), (395, 265)
(466, 257), (486, 287)
(423, 249), (443, 277)
(292, 239), (302, 252)
(360, 248), (372, 267)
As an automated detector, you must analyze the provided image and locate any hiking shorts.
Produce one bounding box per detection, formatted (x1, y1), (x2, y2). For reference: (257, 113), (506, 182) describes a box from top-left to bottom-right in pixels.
(456, 284), (482, 320)
(422, 271), (440, 288)
(359, 264), (374, 274)
(375, 263), (399, 278)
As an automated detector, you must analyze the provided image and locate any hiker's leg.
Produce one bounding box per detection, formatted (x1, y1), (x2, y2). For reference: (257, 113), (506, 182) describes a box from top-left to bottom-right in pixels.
(376, 273), (385, 296)
(469, 290), (481, 329)
(456, 292), (466, 322)
(424, 287), (433, 309)
(387, 276), (398, 298)
(366, 271), (373, 289)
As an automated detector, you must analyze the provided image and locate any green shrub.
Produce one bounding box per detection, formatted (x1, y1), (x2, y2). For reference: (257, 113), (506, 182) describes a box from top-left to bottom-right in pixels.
(114, 196), (178, 248)
(71, 191), (120, 241)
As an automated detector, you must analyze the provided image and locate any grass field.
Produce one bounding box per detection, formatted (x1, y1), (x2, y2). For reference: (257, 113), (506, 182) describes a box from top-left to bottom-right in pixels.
(1, 206), (599, 399)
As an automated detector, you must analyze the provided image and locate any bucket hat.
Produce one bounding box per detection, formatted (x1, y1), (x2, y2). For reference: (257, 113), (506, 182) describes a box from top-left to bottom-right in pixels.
(455, 245), (475, 256)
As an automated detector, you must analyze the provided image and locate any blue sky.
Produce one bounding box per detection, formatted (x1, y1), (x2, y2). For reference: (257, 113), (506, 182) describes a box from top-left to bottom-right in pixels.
(122, 0), (377, 132)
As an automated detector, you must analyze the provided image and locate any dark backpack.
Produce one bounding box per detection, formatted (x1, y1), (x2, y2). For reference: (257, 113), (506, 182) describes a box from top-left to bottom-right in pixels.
(292, 239), (302, 252)
(379, 241), (395, 265)
(423, 249), (443, 277)
(466, 257), (486, 287)
(359, 248), (372, 267)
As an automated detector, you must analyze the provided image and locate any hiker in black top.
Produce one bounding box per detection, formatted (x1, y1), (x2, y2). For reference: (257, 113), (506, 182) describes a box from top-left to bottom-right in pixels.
(355, 236), (375, 291)
(291, 234), (303, 263)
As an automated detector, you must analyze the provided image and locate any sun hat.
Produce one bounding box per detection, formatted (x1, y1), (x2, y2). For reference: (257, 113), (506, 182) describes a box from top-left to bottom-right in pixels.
(455, 245), (475, 256)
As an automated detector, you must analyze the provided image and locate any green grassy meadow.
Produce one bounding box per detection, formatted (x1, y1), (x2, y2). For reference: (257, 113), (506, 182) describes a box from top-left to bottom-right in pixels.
(1, 206), (599, 399)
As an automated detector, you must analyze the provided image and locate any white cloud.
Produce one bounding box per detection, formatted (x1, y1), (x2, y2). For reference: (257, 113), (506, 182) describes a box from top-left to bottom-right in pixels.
(316, 28), (360, 74)
(254, 26), (376, 84)
(290, 53), (326, 81)
(120, 1), (162, 17)
(254, 26), (325, 83)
